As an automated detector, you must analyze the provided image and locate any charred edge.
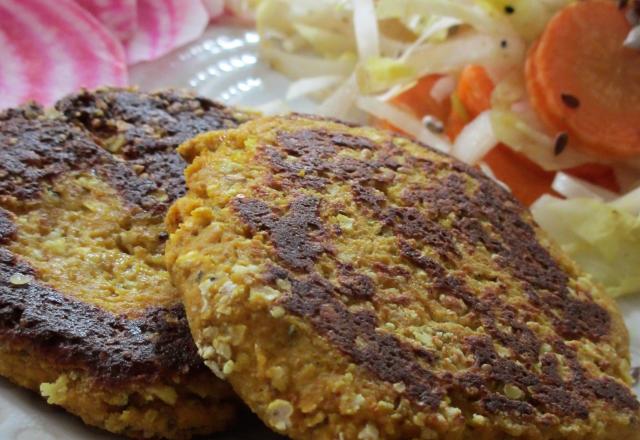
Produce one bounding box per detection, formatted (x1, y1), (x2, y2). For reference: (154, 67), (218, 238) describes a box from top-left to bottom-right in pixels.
(0, 104), (167, 213)
(276, 132), (462, 264)
(237, 191), (445, 408)
(0, 209), (16, 245)
(337, 270), (375, 300)
(379, 174), (633, 416)
(467, 336), (589, 418)
(381, 207), (460, 261)
(402, 169), (610, 342)
(396, 239), (486, 317)
(57, 89), (246, 205)
(128, 152), (187, 204)
(256, 125), (637, 415)
(260, 129), (382, 190)
(289, 113), (362, 128)
(470, 335), (639, 415)
(56, 88), (244, 158)
(402, 170), (636, 413)
(232, 196), (325, 271)
(395, 176), (636, 414)
(352, 184), (387, 212)
(268, 267), (441, 408)
(0, 105), (104, 201)
(0, 247), (205, 386)
(397, 240), (540, 362)
(483, 394), (535, 416)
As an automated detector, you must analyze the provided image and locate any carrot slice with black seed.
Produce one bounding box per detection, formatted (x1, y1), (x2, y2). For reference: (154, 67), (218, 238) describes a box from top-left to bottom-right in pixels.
(526, 0), (640, 158)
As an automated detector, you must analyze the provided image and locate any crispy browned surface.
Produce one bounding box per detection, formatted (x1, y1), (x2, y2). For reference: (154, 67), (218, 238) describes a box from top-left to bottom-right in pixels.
(56, 88), (253, 206)
(167, 115), (640, 440)
(0, 90), (249, 439)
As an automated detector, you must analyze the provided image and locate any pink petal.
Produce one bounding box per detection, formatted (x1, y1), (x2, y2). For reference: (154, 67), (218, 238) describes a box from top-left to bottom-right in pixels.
(125, 0), (209, 64)
(74, 0), (138, 42)
(0, 0), (128, 109)
(202, 0), (225, 18)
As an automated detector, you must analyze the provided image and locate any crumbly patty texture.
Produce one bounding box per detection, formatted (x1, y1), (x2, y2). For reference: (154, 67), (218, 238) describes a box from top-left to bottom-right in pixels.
(0, 89), (250, 439)
(166, 115), (640, 440)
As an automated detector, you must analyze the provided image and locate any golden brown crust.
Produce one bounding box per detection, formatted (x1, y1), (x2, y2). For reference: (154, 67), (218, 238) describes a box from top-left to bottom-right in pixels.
(0, 89), (248, 438)
(167, 115), (640, 440)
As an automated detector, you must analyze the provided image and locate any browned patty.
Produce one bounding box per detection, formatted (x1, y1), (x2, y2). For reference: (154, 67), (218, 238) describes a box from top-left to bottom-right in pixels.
(0, 89), (251, 439)
(166, 115), (640, 440)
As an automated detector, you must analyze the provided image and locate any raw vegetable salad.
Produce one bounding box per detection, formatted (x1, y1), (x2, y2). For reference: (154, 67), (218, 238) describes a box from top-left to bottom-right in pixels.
(255, 0), (640, 297)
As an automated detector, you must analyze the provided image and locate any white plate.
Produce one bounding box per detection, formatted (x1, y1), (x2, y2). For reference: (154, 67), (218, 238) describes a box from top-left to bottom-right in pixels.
(1, 22), (638, 440)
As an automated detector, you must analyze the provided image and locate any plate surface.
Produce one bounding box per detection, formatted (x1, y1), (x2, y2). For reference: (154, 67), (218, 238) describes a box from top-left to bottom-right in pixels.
(0, 22), (638, 440)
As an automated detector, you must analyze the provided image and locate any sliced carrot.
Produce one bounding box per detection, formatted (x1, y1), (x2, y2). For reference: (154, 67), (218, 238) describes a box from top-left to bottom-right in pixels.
(526, 0), (640, 158)
(445, 98), (468, 140)
(444, 65), (494, 140)
(390, 74), (451, 122)
(483, 144), (558, 206)
(483, 146), (620, 205)
(457, 65), (494, 119)
(524, 40), (560, 135)
(374, 119), (399, 132)
(565, 163), (620, 193)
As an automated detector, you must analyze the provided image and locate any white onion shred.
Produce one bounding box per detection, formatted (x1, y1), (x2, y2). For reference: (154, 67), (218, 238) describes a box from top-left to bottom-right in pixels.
(356, 96), (451, 153)
(430, 75), (456, 103)
(384, 0), (514, 36)
(405, 32), (512, 77)
(353, 0), (380, 60)
(400, 16), (462, 62)
(260, 45), (355, 79)
(452, 111), (498, 164)
(318, 74), (360, 119)
(286, 75), (344, 100)
(610, 186), (640, 215)
(624, 25), (640, 50)
(552, 172), (618, 201)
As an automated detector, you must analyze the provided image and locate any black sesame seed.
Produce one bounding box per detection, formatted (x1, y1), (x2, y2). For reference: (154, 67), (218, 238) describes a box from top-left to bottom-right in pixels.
(619, 0), (629, 9)
(504, 5), (515, 14)
(560, 93), (580, 109)
(500, 39), (508, 48)
(158, 231), (169, 240)
(422, 115), (444, 134)
(554, 132), (569, 156)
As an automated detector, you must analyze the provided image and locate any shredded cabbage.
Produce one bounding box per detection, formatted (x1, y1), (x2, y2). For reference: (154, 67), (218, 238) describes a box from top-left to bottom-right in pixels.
(255, 0), (640, 297)
(477, 0), (567, 42)
(377, 0), (515, 36)
(552, 172), (617, 201)
(356, 57), (415, 94)
(261, 44), (356, 79)
(611, 186), (640, 216)
(532, 196), (640, 297)
(353, 0), (380, 59)
(452, 111), (497, 164)
(286, 75), (344, 100)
